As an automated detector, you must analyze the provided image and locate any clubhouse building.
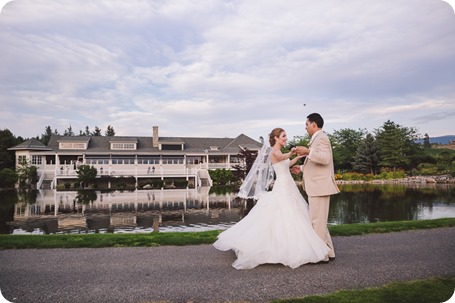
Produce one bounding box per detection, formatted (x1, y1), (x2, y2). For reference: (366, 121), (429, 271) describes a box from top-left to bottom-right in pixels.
(9, 126), (262, 189)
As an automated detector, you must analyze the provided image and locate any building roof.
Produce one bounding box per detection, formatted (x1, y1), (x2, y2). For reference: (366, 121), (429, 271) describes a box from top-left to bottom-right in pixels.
(33, 133), (262, 155)
(8, 138), (52, 151)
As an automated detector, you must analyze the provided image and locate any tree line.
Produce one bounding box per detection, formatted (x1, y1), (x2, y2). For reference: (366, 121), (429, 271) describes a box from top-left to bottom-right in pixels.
(40, 125), (116, 145)
(286, 120), (455, 179)
(1, 120), (455, 188)
(209, 120), (454, 186)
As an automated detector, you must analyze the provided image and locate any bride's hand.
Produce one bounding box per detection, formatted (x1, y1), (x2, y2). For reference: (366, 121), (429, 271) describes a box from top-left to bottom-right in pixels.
(295, 146), (309, 156)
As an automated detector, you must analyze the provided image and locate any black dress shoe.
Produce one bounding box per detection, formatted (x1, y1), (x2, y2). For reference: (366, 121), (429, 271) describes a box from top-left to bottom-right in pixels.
(329, 257), (335, 261)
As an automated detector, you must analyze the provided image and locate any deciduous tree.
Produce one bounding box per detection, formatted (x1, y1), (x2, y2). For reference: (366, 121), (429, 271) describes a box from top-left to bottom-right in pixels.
(76, 165), (98, 188)
(330, 128), (367, 171)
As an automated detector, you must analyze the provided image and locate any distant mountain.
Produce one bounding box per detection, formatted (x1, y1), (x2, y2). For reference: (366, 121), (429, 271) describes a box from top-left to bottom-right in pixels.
(416, 135), (455, 145)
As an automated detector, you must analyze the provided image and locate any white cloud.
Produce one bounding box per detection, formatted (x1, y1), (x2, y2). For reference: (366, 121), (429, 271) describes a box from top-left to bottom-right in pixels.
(0, 0), (454, 140)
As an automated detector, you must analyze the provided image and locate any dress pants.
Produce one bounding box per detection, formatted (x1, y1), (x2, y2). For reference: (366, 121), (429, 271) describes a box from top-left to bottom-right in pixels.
(308, 195), (335, 258)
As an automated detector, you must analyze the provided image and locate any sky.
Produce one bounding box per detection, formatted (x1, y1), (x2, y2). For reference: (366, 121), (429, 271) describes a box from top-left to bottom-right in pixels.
(0, 0), (454, 143)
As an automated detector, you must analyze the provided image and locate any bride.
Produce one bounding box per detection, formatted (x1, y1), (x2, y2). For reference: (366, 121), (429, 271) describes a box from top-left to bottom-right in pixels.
(213, 128), (330, 269)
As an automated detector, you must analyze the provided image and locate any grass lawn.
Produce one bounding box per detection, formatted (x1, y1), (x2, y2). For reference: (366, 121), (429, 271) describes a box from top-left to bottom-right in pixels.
(0, 217), (454, 249)
(272, 277), (455, 303)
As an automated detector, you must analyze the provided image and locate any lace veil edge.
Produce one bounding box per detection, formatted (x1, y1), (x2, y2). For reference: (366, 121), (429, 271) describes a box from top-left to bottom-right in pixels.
(237, 141), (274, 200)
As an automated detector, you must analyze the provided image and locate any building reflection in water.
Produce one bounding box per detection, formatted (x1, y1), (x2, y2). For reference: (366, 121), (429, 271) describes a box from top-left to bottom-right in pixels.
(6, 184), (455, 234)
(9, 188), (250, 234)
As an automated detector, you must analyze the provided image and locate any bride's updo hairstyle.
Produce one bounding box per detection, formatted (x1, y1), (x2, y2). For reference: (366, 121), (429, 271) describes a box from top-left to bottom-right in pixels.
(269, 128), (285, 146)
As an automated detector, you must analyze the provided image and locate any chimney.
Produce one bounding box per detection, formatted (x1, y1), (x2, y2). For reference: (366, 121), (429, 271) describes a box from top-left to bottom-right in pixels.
(152, 126), (159, 148)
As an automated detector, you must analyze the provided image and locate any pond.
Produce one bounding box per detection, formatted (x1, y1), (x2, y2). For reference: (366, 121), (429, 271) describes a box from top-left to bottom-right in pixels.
(0, 183), (454, 234)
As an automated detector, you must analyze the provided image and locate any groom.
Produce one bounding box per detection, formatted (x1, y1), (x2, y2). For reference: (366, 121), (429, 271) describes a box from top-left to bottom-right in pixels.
(291, 113), (340, 262)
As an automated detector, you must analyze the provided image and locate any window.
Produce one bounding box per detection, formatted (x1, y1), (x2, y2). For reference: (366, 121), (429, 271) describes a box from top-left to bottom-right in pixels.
(161, 144), (182, 150)
(138, 157), (160, 164)
(111, 143), (136, 150)
(186, 156), (203, 165)
(86, 159), (109, 165)
(162, 157), (184, 164)
(31, 155), (42, 165)
(18, 155), (26, 164)
(59, 142), (87, 149)
(112, 158), (135, 165)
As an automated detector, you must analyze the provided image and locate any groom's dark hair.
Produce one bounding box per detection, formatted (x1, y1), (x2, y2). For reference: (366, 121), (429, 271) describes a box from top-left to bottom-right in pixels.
(307, 113), (324, 128)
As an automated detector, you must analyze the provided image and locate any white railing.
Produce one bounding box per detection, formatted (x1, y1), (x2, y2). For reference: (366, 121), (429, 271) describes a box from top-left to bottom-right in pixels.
(41, 167), (200, 179)
(208, 163), (239, 170)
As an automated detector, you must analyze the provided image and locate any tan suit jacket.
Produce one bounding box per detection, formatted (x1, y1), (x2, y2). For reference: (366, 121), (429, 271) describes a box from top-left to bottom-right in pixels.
(301, 130), (340, 197)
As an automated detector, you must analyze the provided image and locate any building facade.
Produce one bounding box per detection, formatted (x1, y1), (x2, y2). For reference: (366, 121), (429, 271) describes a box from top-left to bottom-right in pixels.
(9, 126), (262, 189)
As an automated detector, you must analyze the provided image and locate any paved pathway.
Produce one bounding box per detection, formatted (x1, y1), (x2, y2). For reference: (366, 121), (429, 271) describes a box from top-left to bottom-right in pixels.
(1, 228), (454, 303)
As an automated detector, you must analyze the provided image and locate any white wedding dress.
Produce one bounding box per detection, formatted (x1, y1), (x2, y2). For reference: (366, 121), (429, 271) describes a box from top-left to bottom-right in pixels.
(213, 158), (330, 269)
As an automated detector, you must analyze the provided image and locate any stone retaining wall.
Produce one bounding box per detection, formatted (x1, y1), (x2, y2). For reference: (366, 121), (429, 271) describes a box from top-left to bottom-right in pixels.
(336, 175), (455, 184)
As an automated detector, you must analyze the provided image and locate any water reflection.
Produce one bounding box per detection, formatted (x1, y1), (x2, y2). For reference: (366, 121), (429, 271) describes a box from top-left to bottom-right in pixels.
(3, 187), (249, 234)
(330, 184), (455, 224)
(1, 183), (454, 234)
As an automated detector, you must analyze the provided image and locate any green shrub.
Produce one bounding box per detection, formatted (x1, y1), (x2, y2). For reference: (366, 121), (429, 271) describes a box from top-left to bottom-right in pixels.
(0, 168), (18, 188)
(416, 163), (438, 175)
(151, 179), (164, 188)
(341, 172), (363, 181)
(360, 174), (374, 181)
(375, 169), (406, 180)
(173, 179), (188, 188)
(209, 169), (234, 185)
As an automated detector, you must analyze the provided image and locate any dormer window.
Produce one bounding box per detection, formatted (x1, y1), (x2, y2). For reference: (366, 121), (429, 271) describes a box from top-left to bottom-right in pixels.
(158, 139), (185, 151)
(210, 146), (219, 151)
(60, 142), (87, 149)
(58, 138), (90, 150)
(160, 144), (183, 150)
(109, 138), (138, 150)
(111, 143), (136, 150)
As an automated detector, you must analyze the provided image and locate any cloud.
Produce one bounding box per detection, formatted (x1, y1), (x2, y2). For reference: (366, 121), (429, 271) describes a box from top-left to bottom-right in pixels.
(0, 0), (454, 140)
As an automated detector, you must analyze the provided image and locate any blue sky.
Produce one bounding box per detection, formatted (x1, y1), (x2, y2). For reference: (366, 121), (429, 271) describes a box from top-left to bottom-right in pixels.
(0, 0), (454, 142)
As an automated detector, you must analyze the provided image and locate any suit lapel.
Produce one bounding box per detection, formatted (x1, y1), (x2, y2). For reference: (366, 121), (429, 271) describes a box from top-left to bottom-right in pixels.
(304, 130), (323, 166)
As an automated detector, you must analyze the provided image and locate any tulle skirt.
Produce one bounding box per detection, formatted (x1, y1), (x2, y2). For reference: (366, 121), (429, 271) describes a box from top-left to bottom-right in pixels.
(213, 182), (329, 269)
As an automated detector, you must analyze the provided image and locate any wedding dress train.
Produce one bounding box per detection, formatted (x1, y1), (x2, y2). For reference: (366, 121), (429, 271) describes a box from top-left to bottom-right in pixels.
(213, 158), (329, 269)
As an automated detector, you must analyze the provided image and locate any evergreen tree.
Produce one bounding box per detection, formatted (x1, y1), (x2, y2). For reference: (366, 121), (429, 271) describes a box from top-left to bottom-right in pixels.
(40, 126), (53, 145)
(374, 120), (418, 170)
(352, 133), (380, 174)
(423, 133), (431, 149)
(84, 126), (91, 136)
(105, 125), (115, 136)
(93, 126), (102, 136)
(63, 125), (74, 136)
